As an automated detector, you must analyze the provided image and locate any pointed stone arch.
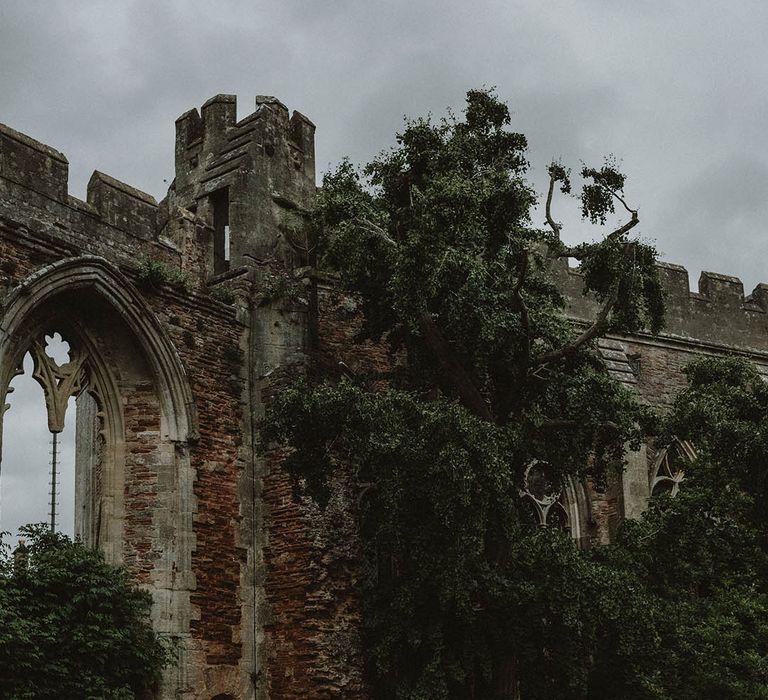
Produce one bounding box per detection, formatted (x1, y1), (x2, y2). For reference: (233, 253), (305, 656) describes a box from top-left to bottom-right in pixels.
(520, 460), (592, 546)
(650, 438), (696, 498)
(0, 255), (199, 687)
(0, 255), (198, 443)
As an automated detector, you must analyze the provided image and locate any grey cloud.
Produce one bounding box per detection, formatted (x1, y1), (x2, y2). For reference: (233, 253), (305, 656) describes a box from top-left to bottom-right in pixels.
(3, 0), (768, 530)
(652, 156), (768, 292)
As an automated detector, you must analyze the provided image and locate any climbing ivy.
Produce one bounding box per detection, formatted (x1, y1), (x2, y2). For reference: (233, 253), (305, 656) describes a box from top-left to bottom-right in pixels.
(264, 91), (768, 697)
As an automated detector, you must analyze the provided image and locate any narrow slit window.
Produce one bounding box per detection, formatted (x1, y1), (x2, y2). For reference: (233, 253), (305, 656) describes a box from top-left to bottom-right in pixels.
(212, 188), (230, 274)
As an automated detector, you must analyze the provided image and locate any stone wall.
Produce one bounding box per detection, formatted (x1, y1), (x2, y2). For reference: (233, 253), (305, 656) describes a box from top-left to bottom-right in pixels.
(3, 95), (768, 700)
(556, 256), (768, 529)
(0, 95), (317, 699)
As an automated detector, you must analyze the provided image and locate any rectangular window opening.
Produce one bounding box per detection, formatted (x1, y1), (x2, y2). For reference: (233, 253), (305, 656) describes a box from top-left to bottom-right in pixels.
(212, 188), (230, 274)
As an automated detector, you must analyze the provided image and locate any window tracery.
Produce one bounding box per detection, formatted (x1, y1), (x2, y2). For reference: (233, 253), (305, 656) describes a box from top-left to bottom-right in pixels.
(520, 460), (572, 533)
(30, 333), (87, 434)
(650, 438), (696, 498)
(0, 332), (82, 535)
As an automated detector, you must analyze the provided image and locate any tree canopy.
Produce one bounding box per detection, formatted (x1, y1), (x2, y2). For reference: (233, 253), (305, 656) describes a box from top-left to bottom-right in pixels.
(264, 90), (768, 698)
(0, 525), (169, 700)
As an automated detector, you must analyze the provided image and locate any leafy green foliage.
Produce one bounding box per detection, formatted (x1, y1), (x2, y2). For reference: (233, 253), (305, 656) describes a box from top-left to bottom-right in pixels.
(262, 90), (768, 697)
(582, 356), (768, 699)
(136, 258), (190, 293)
(0, 525), (169, 699)
(579, 158), (626, 225)
(666, 356), (768, 514)
(265, 381), (640, 698)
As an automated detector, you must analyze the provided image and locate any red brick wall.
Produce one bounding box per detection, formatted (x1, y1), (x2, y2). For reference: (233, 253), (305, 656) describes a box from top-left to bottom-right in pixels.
(261, 287), (392, 698)
(123, 383), (161, 583)
(1, 227), (249, 673)
(147, 291), (246, 667)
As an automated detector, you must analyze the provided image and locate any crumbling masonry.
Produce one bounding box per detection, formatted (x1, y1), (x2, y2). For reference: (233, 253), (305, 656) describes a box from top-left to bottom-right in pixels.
(1, 95), (768, 699)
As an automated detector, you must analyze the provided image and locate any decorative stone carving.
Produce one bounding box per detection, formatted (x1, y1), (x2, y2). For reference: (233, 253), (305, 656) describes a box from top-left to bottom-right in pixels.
(30, 338), (87, 433)
(1, 364), (23, 419)
(520, 460), (570, 530)
(650, 439), (696, 497)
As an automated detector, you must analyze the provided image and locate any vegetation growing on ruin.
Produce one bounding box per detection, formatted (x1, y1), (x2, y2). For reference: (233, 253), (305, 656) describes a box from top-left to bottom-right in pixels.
(264, 90), (768, 698)
(590, 356), (768, 699)
(0, 525), (169, 699)
(135, 257), (190, 293)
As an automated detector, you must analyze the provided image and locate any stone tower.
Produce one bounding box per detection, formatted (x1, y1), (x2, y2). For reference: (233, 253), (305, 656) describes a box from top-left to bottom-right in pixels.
(0, 94), (330, 699)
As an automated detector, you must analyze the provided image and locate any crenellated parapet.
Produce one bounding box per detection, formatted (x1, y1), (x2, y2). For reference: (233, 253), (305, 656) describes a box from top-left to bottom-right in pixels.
(0, 93), (317, 282)
(0, 123), (69, 203)
(86, 171), (158, 240)
(174, 94), (315, 197)
(0, 121), (165, 261)
(172, 94), (316, 271)
(556, 256), (768, 354)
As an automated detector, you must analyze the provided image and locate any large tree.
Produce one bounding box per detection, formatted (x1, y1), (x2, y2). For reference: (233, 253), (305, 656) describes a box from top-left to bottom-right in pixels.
(265, 90), (768, 698)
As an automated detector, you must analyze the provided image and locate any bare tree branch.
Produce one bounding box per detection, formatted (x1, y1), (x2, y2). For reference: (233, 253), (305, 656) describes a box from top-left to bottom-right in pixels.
(532, 283), (619, 367)
(545, 174), (562, 239)
(606, 210), (639, 241)
(554, 211), (640, 260)
(598, 180), (637, 217)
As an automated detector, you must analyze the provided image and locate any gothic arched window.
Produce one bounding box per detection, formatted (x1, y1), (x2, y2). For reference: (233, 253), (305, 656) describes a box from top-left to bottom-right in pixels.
(520, 461), (590, 542)
(650, 438), (696, 498)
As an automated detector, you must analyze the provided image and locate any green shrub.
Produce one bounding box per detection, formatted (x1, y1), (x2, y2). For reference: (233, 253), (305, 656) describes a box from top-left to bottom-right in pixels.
(136, 258), (190, 293)
(0, 525), (170, 699)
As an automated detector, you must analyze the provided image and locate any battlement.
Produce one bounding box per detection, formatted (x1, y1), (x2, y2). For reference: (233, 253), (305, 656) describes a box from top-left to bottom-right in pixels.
(175, 94), (315, 150)
(0, 122), (69, 202)
(0, 93), (317, 274)
(87, 171), (158, 240)
(558, 257), (768, 353)
(0, 121), (164, 251)
(6, 101), (765, 355)
(172, 94), (316, 270)
(174, 94), (315, 200)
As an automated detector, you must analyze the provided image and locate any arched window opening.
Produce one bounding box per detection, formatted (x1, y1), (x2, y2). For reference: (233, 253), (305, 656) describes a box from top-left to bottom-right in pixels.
(0, 257), (200, 688)
(519, 461), (591, 544)
(520, 461), (571, 533)
(650, 439), (696, 498)
(0, 333), (78, 538)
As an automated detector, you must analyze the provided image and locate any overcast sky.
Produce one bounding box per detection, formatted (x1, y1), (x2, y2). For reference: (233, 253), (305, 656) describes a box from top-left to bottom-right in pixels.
(2, 0), (768, 536)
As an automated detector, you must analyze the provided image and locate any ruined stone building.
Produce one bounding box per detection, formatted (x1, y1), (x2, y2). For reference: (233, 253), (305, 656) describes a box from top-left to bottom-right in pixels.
(1, 94), (768, 698)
